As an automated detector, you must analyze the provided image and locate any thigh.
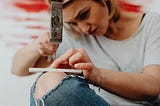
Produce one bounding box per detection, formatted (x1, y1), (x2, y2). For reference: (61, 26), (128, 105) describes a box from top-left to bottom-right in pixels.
(30, 74), (110, 106)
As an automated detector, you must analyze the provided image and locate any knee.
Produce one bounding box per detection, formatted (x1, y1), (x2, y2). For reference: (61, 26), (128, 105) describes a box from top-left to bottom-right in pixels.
(34, 72), (67, 99)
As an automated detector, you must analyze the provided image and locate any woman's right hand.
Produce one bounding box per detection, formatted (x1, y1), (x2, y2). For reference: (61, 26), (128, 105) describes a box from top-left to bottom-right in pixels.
(34, 33), (59, 56)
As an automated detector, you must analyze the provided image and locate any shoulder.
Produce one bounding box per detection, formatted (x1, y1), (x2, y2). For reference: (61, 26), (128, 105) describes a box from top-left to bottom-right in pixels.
(145, 12), (160, 19)
(142, 12), (160, 35)
(143, 12), (160, 26)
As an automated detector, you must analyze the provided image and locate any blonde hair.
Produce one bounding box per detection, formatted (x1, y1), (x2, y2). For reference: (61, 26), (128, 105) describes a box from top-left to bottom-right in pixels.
(106, 0), (119, 22)
(46, 0), (119, 21)
(46, 0), (71, 4)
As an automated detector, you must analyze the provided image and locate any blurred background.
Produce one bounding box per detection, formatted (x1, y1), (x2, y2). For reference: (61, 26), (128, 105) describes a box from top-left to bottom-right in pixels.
(0, 0), (160, 106)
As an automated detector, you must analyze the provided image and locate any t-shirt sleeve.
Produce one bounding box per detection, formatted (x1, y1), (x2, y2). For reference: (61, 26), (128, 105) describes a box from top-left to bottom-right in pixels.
(144, 30), (160, 67)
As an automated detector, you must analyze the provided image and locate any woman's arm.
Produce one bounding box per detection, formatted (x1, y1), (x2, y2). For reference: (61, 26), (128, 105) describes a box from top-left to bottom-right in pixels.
(11, 42), (41, 76)
(51, 48), (160, 100)
(11, 33), (58, 76)
(97, 64), (160, 100)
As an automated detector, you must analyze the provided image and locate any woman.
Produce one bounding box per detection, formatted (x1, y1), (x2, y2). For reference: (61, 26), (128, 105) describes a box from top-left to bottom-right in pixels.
(12, 0), (160, 106)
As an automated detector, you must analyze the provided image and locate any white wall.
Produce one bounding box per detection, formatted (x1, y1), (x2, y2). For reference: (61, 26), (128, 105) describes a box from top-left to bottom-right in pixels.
(147, 0), (160, 13)
(0, 1), (47, 106)
(0, 0), (160, 106)
(0, 46), (39, 106)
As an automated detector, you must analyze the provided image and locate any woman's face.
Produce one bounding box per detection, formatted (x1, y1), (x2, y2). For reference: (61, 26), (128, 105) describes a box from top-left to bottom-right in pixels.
(63, 0), (109, 36)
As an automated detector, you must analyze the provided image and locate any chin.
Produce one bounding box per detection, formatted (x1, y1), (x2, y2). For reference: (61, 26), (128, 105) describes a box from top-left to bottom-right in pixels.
(90, 28), (106, 36)
(95, 34), (103, 36)
(95, 31), (106, 36)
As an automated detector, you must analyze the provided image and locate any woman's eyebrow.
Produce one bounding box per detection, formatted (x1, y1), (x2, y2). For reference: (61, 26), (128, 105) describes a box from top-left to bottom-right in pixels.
(64, 7), (87, 23)
(75, 8), (87, 20)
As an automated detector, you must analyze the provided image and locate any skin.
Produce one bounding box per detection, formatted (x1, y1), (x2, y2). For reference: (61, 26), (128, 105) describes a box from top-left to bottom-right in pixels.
(12, 0), (160, 101)
(50, 0), (160, 100)
(63, 0), (109, 36)
(12, 33), (59, 76)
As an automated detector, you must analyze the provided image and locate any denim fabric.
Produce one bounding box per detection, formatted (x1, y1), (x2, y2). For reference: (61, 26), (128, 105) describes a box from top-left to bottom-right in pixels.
(30, 75), (110, 106)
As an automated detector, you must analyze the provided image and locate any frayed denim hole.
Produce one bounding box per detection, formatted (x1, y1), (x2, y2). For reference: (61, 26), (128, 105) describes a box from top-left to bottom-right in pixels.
(39, 75), (77, 100)
(32, 73), (45, 101)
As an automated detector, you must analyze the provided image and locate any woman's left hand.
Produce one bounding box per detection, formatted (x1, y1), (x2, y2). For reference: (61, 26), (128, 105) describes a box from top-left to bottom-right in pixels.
(50, 48), (100, 84)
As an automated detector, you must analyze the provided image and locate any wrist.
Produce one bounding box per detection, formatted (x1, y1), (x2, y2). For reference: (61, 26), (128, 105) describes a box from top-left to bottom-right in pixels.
(97, 68), (103, 87)
(91, 67), (102, 87)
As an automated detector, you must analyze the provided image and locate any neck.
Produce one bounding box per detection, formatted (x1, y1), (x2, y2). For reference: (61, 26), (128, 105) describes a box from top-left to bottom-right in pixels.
(104, 11), (144, 40)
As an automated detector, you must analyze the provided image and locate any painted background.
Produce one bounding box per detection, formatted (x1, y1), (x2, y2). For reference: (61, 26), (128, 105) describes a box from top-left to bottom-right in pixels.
(0, 0), (159, 106)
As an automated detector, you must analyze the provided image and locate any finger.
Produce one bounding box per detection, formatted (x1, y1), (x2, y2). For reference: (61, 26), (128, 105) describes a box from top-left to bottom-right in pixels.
(74, 63), (93, 71)
(69, 52), (84, 66)
(48, 44), (59, 52)
(77, 48), (88, 55)
(42, 35), (59, 52)
(38, 42), (49, 51)
(40, 33), (59, 51)
(39, 41), (55, 52)
(74, 63), (94, 79)
(39, 48), (55, 56)
(51, 48), (78, 67)
(77, 48), (92, 62)
(38, 42), (55, 55)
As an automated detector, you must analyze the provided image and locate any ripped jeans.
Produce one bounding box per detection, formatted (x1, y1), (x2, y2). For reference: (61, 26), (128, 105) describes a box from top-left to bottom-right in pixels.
(30, 75), (110, 106)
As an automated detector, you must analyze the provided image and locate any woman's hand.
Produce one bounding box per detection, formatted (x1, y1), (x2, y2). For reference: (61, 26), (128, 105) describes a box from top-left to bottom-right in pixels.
(50, 48), (101, 85)
(34, 33), (59, 56)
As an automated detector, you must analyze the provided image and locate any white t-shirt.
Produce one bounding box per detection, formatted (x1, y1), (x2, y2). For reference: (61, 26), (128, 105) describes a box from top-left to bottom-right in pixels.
(56, 12), (160, 106)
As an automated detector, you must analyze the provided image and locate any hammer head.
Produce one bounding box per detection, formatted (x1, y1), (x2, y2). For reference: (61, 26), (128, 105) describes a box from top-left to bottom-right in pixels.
(50, 1), (63, 44)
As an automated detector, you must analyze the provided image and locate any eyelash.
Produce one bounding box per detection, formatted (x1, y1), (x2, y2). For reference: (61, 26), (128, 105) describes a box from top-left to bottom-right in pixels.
(78, 9), (90, 20)
(68, 9), (90, 26)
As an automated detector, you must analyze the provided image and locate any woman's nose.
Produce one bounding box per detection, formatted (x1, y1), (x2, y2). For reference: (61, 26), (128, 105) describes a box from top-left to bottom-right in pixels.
(78, 22), (91, 35)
